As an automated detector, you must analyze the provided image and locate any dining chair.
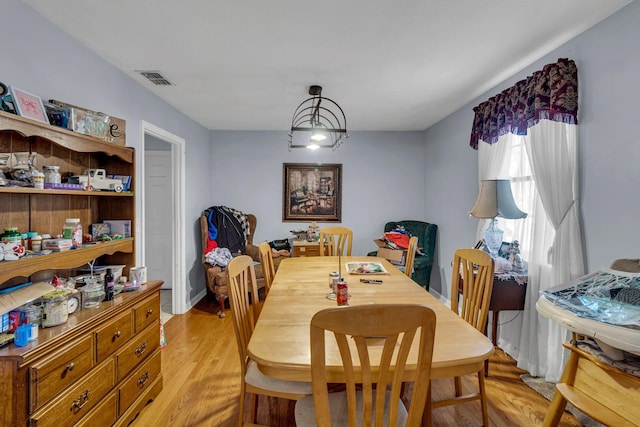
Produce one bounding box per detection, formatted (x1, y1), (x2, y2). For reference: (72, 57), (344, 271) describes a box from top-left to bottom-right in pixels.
(318, 226), (353, 256)
(257, 242), (276, 294)
(400, 236), (419, 278)
(432, 248), (494, 426)
(295, 303), (437, 427)
(227, 255), (312, 427)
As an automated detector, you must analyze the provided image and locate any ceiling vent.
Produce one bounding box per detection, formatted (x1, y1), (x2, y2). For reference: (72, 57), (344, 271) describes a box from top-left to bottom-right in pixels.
(136, 70), (173, 86)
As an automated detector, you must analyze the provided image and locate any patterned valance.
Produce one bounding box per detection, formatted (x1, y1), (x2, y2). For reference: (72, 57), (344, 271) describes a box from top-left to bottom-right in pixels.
(470, 58), (578, 149)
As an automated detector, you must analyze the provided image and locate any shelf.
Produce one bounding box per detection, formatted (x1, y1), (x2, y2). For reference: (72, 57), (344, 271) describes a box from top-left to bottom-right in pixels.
(0, 111), (133, 163)
(0, 238), (134, 284)
(0, 186), (134, 196)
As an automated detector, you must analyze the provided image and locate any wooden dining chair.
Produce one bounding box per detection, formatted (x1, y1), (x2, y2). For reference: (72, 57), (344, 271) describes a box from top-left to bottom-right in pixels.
(294, 304), (437, 427)
(257, 242), (276, 294)
(432, 248), (494, 427)
(318, 226), (353, 256)
(400, 236), (419, 278)
(227, 255), (312, 427)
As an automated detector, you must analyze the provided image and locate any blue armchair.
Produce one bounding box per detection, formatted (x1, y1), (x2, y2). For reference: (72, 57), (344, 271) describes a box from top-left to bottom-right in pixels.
(369, 220), (438, 290)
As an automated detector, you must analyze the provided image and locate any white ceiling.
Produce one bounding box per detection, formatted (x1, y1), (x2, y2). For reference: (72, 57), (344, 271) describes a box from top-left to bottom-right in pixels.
(23, 0), (632, 132)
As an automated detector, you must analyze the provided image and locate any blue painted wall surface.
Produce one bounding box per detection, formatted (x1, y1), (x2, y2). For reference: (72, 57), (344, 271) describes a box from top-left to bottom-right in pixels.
(3, 0), (640, 308)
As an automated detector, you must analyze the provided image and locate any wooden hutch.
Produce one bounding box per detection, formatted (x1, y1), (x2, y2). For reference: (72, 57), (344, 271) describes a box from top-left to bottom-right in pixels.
(0, 111), (162, 426)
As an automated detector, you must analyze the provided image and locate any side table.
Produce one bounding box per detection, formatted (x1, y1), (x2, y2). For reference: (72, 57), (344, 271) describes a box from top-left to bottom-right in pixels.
(489, 275), (528, 346)
(292, 240), (321, 257)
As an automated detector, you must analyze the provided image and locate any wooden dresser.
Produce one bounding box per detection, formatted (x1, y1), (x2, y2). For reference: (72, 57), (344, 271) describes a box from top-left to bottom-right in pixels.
(0, 281), (163, 426)
(0, 111), (162, 425)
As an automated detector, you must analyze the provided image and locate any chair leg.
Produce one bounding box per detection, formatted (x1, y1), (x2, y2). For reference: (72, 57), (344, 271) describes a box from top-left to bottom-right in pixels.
(454, 376), (462, 397)
(217, 295), (226, 318)
(477, 370), (489, 427)
(237, 381), (246, 427)
(541, 388), (568, 427)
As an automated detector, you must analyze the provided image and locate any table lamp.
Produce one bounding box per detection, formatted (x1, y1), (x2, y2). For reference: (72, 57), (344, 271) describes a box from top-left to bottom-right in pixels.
(469, 179), (527, 257)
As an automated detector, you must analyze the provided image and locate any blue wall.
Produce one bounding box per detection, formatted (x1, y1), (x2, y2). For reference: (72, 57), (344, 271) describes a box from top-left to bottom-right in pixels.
(4, 0), (640, 307)
(424, 0), (640, 297)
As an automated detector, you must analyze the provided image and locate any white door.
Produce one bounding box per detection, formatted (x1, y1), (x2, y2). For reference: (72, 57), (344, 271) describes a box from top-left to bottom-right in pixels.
(144, 150), (173, 290)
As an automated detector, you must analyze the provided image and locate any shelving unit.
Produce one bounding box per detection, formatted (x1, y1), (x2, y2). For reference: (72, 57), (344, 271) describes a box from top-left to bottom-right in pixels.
(0, 110), (136, 289)
(0, 111), (162, 426)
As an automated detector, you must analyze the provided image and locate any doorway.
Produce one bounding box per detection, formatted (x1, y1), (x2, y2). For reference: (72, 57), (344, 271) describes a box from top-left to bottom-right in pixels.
(141, 121), (187, 315)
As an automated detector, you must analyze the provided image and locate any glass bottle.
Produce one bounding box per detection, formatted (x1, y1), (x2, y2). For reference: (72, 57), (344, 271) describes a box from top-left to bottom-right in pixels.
(104, 268), (115, 301)
(63, 218), (82, 248)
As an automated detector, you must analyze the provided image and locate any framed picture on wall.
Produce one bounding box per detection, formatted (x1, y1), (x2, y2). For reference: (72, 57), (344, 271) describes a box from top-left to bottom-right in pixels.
(283, 163), (342, 222)
(10, 86), (49, 124)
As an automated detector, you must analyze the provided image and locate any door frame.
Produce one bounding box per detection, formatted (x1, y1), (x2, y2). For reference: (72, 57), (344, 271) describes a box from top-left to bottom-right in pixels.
(140, 121), (187, 314)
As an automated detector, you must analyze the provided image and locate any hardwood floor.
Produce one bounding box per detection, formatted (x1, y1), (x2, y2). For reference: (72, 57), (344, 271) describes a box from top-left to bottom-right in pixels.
(133, 297), (582, 427)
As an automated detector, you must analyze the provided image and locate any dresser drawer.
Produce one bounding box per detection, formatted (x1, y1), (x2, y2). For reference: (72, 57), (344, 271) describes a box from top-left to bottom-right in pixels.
(116, 321), (160, 382)
(30, 358), (115, 427)
(29, 335), (93, 411)
(95, 310), (133, 362)
(74, 391), (117, 427)
(134, 293), (160, 333)
(118, 349), (162, 416)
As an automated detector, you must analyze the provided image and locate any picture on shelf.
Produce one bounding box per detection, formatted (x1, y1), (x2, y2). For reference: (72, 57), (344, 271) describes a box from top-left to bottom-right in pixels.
(10, 86), (49, 124)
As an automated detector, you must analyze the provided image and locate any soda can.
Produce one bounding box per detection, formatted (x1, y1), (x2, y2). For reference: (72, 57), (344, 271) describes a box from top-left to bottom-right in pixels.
(336, 280), (349, 306)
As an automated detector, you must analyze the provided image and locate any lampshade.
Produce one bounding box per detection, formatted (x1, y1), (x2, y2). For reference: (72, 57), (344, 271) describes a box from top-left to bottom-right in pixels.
(288, 85), (348, 151)
(469, 179), (527, 219)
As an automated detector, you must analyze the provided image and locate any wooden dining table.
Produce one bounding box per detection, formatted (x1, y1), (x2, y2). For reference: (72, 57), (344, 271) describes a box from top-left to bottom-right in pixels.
(248, 256), (494, 385)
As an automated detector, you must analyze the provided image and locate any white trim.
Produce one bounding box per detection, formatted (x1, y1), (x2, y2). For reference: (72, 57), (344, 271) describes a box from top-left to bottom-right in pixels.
(140, 121), (188, 314)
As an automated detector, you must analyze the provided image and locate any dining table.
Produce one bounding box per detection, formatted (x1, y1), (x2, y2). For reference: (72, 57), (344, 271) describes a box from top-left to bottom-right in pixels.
(247, 256), (494, 424)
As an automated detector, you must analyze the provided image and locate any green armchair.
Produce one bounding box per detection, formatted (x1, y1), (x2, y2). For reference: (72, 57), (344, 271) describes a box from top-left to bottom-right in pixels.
(369, 220), (438, 290)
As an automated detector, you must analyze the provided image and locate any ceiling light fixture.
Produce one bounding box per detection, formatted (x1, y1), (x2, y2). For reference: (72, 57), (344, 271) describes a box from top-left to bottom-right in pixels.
(288, 85), (348, 151)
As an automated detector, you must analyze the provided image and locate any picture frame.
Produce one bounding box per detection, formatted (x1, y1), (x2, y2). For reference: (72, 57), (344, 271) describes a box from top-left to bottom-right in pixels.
(10, 87), (49, 124)
(283, 163), (342, 222)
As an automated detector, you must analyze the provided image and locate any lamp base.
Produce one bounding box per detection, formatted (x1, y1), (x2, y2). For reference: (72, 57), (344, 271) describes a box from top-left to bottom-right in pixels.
(484, 218), (503, 258)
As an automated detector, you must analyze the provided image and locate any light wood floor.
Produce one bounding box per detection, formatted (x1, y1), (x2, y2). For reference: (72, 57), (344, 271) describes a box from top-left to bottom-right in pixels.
(133, 297), (582, 427)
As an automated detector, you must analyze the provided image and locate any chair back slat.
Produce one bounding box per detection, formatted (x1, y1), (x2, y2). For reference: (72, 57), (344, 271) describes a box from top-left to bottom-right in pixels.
(227, 255), (262, 371)
(310, 304), (436, 426)
(451, 248), (494, 333)
(319, 226), (353, 256)
(258, 242), (276, 293)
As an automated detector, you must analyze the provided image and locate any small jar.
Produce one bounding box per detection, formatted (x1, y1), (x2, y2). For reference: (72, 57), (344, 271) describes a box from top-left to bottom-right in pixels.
(63, 218), (82, 248)
(41, 291), (68, 327)
(31, 234), (42, 252)
(329, 271), (340, 292)
(32, 171), (45, 189)
(1, 227), (21, 244)
(43, 165), (61, 184)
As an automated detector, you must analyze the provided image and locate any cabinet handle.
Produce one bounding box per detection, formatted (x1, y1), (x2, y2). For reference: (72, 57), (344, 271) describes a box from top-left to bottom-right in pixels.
(70, 389), (91, 412)
(135, 341), (147, 356)
(66, 362), (75, 371)
(146, 308), (154, 317)
(137, 371), (150, 387)
(114, 330), (121, 339)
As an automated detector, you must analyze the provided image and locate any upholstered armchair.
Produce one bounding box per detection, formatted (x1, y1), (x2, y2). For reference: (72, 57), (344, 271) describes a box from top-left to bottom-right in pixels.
(200, 213), (264, 317)
(369, 220), (437, 290)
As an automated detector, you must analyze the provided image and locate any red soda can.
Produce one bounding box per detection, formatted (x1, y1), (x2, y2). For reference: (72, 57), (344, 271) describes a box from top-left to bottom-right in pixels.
(336, 280), (349, 306)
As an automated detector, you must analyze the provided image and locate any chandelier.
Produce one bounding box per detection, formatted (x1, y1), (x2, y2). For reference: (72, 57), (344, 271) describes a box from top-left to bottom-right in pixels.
(288, 85), (348, 151)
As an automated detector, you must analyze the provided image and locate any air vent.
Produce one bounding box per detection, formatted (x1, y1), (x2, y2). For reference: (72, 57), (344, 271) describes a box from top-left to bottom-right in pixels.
(136, 70), (173, 86)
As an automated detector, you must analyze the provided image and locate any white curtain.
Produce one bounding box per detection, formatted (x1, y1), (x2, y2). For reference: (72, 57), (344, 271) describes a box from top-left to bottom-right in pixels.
(477, 120), (584, 381)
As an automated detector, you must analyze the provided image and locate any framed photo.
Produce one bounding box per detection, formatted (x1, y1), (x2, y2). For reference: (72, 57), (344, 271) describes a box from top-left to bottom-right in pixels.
(10, 87), (49, 124)
(283, 163), (342, 222)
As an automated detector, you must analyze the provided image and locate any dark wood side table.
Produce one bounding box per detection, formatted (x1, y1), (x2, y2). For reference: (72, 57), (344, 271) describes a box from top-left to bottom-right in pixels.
(489, 276), (528, 346)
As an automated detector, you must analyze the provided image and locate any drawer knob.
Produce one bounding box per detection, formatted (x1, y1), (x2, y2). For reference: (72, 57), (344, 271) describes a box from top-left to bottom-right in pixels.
(66, 362), (75, 372)
(146, 308), (154, 317)
(114, 330), (121, 339)
(70, 389), (91, 412)
(135, 341), (147, 356)
(137, 371), (150, 387)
